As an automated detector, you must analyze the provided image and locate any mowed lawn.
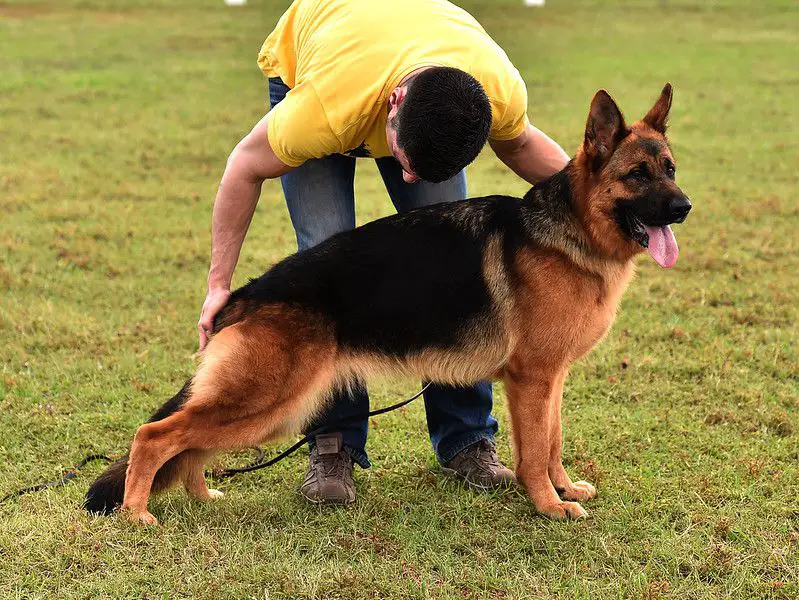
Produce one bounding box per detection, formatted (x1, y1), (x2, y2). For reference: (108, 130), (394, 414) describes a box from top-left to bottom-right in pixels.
(1, 0), (798, 597)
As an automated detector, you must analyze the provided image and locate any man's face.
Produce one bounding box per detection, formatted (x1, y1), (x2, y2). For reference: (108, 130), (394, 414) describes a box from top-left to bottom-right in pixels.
(386, 87), (420, 183)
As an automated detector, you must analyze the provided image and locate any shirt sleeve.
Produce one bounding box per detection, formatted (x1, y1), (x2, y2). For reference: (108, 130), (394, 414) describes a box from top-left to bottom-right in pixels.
(267, 81), (342, 167)
(489, 73), (530, 142)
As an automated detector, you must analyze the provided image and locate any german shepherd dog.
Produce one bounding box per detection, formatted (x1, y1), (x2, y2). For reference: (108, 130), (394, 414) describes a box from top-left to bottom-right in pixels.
(86, 84), (690, 525)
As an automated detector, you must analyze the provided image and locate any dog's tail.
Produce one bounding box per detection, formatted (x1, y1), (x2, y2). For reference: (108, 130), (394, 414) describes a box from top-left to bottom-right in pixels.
(84, 379), (194, 515)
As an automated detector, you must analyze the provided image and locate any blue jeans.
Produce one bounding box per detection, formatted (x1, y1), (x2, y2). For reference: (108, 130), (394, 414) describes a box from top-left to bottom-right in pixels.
(269, 77), (498, 468)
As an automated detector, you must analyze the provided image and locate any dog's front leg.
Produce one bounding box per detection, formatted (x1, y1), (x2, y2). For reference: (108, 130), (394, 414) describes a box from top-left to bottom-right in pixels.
(504, 361), (587, 520)
(547, 370), (597, 502)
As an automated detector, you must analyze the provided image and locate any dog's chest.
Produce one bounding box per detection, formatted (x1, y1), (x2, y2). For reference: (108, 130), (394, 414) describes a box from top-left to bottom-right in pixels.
(512, 251), (634, 363)
(561, 271), (631, 360)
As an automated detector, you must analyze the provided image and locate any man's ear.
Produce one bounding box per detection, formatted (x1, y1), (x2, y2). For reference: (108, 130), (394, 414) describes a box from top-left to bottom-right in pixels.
(643, 83), (673, 134)
(387, 86), (407, 119)
(584, 89), (628, 171)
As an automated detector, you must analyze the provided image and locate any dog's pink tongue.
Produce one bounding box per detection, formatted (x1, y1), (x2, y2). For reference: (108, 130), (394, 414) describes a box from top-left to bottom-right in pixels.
(644, 225), (679, 268)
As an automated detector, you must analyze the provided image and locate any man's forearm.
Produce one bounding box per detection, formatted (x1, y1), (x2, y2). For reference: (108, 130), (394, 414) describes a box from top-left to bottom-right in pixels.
(207, 172), (263, 291)
(198, 116), (293, 349)
(492, 124), (570, 185)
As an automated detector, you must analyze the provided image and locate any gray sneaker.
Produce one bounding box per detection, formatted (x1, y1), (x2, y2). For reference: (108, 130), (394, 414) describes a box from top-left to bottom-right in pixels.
(442, 439), (516, 491)
(299, 432), (356, 505)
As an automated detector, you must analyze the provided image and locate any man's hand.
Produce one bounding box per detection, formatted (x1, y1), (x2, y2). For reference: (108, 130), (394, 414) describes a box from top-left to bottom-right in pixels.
(198, 287), (231, 351)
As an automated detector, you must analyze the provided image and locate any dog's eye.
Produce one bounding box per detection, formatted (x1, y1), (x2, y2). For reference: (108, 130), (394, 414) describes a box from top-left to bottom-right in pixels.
(625, 164), (649, 180)
(665, 161), (676, 180)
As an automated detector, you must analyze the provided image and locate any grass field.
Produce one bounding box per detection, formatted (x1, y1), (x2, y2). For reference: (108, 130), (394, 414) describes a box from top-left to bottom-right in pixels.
(1, 0), (798, 597)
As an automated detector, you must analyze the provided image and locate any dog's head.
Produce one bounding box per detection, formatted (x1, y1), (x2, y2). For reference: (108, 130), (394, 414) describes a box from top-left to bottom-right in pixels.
(575, 83), (691, 267)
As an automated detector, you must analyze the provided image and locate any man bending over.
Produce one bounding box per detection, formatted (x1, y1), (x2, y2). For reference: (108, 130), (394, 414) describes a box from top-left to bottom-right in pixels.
(198, 0), (570, 504)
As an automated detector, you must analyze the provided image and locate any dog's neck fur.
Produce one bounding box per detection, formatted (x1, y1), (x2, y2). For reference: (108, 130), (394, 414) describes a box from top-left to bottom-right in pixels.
(519, 162), (635, 282)
(521, 164), (591, 269)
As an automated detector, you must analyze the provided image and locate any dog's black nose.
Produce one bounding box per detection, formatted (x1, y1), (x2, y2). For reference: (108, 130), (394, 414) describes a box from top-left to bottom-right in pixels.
(668, 196), (691, 223)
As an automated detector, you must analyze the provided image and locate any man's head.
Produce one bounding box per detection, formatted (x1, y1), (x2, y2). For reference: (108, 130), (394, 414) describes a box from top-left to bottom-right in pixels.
(386, 67), (492, 183)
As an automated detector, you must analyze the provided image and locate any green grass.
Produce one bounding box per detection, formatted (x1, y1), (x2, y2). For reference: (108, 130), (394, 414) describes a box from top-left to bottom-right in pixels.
(1, 0), (798, 597)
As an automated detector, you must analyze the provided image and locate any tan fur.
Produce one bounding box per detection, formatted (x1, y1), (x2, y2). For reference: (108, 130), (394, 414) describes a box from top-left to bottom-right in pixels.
(123, 244), (635, 525)
(121, 307), (340, 524)
(121, 86), (680, 525)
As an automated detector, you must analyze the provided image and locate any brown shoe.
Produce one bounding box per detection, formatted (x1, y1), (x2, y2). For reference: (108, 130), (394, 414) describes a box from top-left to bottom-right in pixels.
(442, 439), (516, 491)
(299, 432), (356, 505)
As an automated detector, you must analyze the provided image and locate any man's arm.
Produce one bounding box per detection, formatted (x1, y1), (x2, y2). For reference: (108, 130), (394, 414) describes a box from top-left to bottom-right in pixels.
(489, 123), (570, 185)
(198, 115), (294, 350)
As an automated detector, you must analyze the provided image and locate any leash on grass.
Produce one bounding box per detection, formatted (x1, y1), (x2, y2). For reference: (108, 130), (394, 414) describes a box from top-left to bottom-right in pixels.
(209, 382), (431, 479)
(1, 383), (432, 501)
(0, 454), (114, 503)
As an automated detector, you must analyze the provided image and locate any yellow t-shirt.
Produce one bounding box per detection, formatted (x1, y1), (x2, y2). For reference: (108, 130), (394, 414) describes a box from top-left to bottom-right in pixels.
(258, 0), (530, 167)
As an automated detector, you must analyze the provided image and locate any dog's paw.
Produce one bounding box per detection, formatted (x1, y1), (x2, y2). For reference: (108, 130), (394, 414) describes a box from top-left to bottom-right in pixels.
(558, 480), (597, 501)
(538, 501), (588, 521)
(206, 489), (225, 500)
(123, 509), (159, 526)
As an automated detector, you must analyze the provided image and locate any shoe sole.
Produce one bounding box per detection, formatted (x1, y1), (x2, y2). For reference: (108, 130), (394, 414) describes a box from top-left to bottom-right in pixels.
(441, 467), (516, 492)
(299, 490), (355, 505)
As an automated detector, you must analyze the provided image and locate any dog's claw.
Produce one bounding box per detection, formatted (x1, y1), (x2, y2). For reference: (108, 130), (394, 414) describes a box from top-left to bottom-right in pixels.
(123, 509), (159, 526)
(538, 501), (588, 520)
(559, 480), (597, 501)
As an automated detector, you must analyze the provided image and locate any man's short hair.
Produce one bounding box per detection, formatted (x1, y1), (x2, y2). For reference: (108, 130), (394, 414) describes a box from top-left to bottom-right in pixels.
(396, 67), (492, 183)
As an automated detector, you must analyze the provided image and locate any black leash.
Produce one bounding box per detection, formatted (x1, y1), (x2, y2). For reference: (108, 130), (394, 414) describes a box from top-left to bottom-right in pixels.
(1, 454), (114, 503)
(210, 382), (431, 479)
(2, 383), (431, 500)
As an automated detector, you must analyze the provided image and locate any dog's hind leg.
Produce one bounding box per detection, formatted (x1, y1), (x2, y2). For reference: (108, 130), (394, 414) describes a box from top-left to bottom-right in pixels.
(123, 414), (189, 525)
(181, 450), (223, 501)
(121, 310), (338, 525)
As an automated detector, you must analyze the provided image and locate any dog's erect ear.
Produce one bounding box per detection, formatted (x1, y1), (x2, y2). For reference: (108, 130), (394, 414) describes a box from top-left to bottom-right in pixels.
(643, 83), (673, 135)
(584, 90), (628, 171)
